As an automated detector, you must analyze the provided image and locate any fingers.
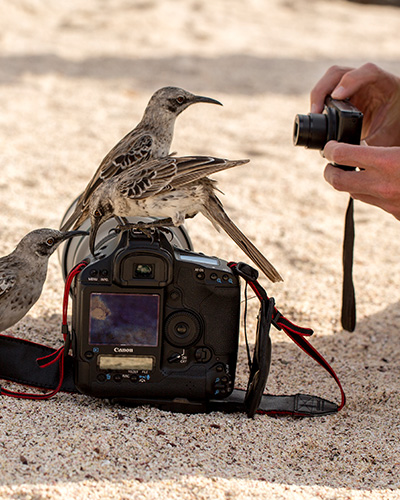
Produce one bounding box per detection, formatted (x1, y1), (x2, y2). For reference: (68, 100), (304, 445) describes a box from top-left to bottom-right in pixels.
(331, 63), (383, 99)
(310, 65), (353, 112)
(310, 63), (382, 113)
(323, 143), (400, 219)
(324, 141), (398, 171)
(323, 142), (386, 194)
(324, 162), (367, 194)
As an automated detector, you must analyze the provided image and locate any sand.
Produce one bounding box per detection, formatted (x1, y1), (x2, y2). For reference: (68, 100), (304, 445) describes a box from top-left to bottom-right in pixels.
(0, 0), (400, 498)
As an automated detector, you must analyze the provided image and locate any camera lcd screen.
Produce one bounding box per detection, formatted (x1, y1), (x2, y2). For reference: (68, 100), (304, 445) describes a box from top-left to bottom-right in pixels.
(98, 355), (154, 371)
(89, 293), (160, 346)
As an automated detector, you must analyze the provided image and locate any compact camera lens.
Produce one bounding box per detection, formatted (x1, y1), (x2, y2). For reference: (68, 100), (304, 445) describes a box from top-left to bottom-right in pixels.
(293, 113), (329, 150)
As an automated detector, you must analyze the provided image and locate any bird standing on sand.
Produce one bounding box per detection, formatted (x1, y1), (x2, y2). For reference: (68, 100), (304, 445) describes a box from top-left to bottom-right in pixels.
(61, 87), (222, 232)
(85, 155), (283, 283)
(0, 229), (85, 332)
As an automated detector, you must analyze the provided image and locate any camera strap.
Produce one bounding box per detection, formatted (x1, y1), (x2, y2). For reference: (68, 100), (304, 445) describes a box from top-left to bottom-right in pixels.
(0, 262), (87, 399)
(0, 261), (345, 417)
(341, 196), (356, 332)
(226, 262), (345, 417)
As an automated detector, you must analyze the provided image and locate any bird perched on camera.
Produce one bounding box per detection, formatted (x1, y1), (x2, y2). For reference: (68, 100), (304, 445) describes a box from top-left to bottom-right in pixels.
(60, 87), (222, 232)
(0, 228), (86, 332)
(82, 155), (283, 283)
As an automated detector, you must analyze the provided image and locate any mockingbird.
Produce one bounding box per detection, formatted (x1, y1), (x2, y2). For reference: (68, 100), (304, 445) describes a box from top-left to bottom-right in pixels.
(0, 228), (86, 332)
(85, 155), (283, 283)
(61, 87), (222, 232)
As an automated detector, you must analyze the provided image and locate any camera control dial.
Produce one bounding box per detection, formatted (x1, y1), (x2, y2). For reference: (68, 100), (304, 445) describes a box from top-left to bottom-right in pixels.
(165, 311), (202, 348)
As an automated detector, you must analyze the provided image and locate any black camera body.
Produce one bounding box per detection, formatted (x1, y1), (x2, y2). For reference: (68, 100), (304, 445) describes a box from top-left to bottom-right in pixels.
(293, 97), (363, 151)
(70, 229), (241, 404)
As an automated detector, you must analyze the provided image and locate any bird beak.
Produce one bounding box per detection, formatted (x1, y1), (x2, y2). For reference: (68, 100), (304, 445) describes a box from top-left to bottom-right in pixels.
(192, 95), (223, 107)
(89, 219), (101, 256)
(62, 230), (89, 241)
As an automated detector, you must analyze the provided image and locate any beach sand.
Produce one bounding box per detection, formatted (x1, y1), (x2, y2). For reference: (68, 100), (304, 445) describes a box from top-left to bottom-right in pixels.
(0, 1), (400, 498)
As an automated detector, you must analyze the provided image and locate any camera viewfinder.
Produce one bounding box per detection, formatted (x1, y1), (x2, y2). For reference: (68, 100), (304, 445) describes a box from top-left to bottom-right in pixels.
(134, 263), (154, 279)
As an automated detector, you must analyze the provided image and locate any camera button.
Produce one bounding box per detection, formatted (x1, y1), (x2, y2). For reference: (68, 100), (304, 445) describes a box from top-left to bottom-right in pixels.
(194, 347), (212, 363)
(113, 374), (122, 383)
(130, 374), (139, 383)
(210, 273), (218, 280)
(196, 271), (205, 280)
(168, 352), (184, 363)
(97, 373), (106, 383)
(85, 350), (94, 360)
(90, 269), (98, 277)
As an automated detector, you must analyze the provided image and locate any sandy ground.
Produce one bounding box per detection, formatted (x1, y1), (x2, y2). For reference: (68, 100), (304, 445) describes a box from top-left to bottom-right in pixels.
(0, 0), (400, 498)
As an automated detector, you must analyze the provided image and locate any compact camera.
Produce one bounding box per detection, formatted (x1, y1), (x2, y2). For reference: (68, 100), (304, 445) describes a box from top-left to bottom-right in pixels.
(293, 96), (363, 154)
(59, 217), (241, 408)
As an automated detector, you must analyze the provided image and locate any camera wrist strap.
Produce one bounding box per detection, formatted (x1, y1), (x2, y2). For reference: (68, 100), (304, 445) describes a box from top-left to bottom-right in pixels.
(341, 196), (356, 332)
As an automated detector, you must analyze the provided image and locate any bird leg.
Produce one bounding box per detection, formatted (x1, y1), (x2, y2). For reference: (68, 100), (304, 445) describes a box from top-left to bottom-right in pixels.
(115, 218), (176, 232)
(113, 218), (176, 240)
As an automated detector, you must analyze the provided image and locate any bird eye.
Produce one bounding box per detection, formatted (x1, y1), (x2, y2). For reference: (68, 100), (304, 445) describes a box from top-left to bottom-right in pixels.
(176, 96), (185, 104)
(46, 238), (55, 246)
(94, 209), (102, 218)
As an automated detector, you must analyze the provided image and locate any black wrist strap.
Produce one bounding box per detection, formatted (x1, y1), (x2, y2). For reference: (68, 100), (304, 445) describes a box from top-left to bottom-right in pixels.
(341, 196), (356, 332)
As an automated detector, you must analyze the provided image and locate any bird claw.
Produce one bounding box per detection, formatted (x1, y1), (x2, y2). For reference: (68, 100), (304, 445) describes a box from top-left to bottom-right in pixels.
(114, 219), (176, 240)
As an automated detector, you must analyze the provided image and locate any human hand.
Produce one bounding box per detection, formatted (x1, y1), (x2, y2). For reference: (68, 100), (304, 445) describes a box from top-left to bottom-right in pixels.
(323, 141), (400, 219)
(310, 63), (400, 147)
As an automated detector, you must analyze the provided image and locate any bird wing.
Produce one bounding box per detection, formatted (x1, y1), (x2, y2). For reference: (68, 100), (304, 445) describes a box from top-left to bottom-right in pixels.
(99, 134), (153, 181)
(61, 132), (154, 231)
(116, 156), (249, 200)
(168, 156), (249, 189)
(82, 133), (154, 205)
(117, 157), (178, 199)
(0, 268), (17, 298)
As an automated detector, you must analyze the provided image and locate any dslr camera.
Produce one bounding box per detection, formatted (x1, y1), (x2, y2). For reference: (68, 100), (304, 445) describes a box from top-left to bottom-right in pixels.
(59, 214), (242, 410)
(0, 197), (344, 417)
(293, 97), (363, 166)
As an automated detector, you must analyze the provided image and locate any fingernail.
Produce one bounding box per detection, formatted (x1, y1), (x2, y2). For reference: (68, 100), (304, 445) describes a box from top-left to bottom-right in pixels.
(331, 85), (346, 99)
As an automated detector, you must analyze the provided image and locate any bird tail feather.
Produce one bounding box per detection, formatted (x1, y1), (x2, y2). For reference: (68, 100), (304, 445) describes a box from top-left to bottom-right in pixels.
(203, 196), (283, 283)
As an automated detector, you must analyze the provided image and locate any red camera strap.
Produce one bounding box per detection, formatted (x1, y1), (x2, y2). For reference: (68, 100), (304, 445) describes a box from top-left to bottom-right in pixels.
(228, 262), (346, 415)
(0, 262), (87, 400)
